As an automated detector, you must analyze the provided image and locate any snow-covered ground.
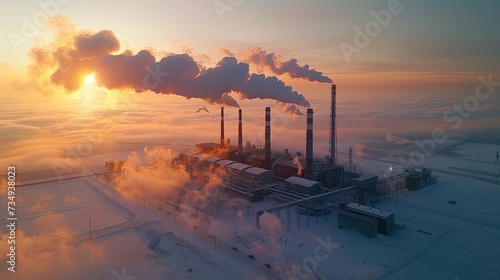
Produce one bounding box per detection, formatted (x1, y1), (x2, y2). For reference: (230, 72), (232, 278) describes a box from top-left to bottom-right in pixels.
(1, 140), (499, 279)
(0, 177), (266, 280)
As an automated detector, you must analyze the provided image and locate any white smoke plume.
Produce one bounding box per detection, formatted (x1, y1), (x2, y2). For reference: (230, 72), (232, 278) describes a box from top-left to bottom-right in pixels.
(386, 133), (413, 145)
(259, 211), (282, 234)
(250, 211), (284, 270)
(236, 47), (333, 83)
(277, 101), (305, 117)
(27, 18), (311, 108)
(215, 92), (240, 108)
(116, 146), (190, 200)
(293, 156), (303, 176)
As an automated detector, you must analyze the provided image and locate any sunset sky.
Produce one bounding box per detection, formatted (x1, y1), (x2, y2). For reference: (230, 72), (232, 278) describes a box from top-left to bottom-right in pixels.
(2, 0), (500, 89)
(1, 0), (499, 169)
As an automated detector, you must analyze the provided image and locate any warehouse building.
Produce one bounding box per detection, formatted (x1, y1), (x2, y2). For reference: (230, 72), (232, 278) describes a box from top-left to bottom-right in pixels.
(338, 210), (378, 238)
(284, 176), (322, 196)
(338, 203), (395, 237)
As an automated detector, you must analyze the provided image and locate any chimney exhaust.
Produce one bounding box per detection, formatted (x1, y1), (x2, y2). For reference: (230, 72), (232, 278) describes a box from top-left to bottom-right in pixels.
(305, 108), (313, 177)
(265, 107), (271, 169)
(349, 147), (353, 173)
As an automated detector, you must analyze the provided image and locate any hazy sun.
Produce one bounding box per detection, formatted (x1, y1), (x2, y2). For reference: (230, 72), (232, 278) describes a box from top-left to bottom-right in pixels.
(85, 73), (95, 84)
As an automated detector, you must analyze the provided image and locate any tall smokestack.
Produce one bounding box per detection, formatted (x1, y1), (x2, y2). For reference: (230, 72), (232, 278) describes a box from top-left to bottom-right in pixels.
(238, 108), (243, 160)
(329, 84), (337, 166)
(305, 108), (313, 177)
(265, 107), (271, 169)
(349, 147), (353, 173)
(220, 107), (225, 148)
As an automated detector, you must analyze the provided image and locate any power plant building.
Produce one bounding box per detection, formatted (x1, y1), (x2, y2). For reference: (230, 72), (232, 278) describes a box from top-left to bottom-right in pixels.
(284, 176), (322, 196)
(338, 203), (395, 237)
(178, 151), (274, 201)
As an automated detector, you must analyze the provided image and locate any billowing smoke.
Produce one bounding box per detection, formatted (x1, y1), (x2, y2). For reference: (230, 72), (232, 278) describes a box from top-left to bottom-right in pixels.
(293, 156), (303, 176)
(386, 133), (412, 145)
(195, 105), (210, 113)
(250, 211), (285, 272)
(259, 211), (282, 234)
(277, 101), (305, 117)
(29, 19), (311, 107)
(216, 93), (240, 108)
(236, 47), (332, 83)
(116, 146), (190, 200)
(51, 30), (120, 92)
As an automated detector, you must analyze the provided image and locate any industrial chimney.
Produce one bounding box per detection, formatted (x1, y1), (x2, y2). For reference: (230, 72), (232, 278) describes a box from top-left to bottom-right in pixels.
(329, 84), (337, 165)
(305, 108), (313, 177)
(349, 147), (353, 172)
(264, 107), (271, 169)
(238, 108), (243, 160)
(220, 107), (225, 148)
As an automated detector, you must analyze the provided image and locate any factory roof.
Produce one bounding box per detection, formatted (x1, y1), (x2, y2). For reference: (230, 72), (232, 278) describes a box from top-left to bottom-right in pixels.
(352, 175), (378, 181)
(346, 203), (393, 219)
(285, 176), (321, 188)
(216, 159), (236, 166)
(204, 156), (222, 163)
(181, 150), (199, 157)
(244, 167), (271, 176)
(228, 162), (252, 171)
(192, 153), (210, 160)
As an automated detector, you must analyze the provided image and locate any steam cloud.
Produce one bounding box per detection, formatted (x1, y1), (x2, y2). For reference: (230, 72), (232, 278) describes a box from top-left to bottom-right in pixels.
(116, 146), (190, 200)
(235, 47), (333, 83)
(52, 30), (120, 92)
(293, 156), (303, 176)
(216, 93), (240, 108)
(29, 17), (311, 108)
(277, 101), (305, 117)
(386, 133), (412, 145)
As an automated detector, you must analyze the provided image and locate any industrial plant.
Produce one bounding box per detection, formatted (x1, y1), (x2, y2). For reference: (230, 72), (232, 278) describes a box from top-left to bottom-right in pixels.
(164, 83), (439, 237)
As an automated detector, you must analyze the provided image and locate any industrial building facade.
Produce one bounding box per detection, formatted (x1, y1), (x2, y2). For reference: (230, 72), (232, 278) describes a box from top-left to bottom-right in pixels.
(178, 151), (275, 201)
(338, 203), (395, 237)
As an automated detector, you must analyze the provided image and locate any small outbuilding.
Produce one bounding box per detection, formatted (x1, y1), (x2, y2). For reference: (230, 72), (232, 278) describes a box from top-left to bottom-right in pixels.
(344, 203), (395, 235)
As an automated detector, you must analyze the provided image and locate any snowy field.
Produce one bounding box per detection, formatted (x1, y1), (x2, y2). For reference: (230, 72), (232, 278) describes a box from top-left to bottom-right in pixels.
(0, 178), (265, 280)
(1, 140), (499, 279)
